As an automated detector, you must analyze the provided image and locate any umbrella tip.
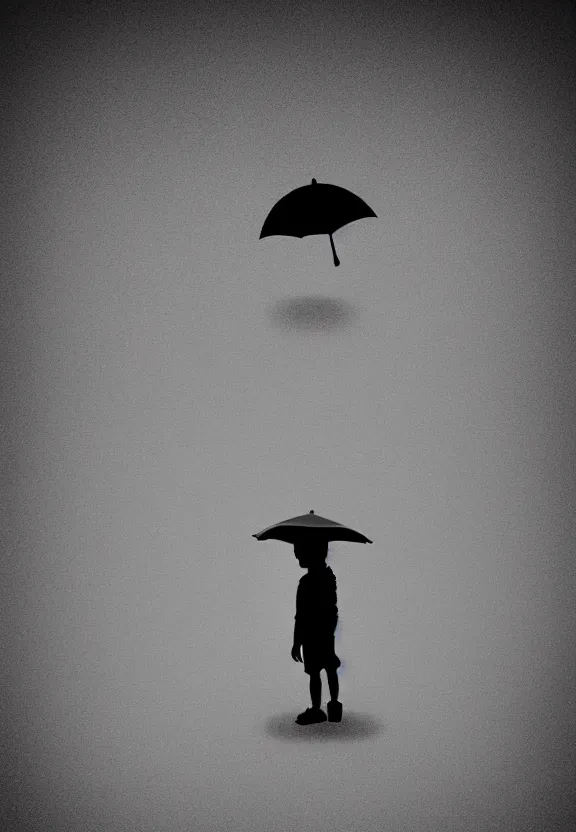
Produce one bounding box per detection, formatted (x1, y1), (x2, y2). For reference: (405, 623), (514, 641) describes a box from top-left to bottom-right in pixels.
(310, 510), (314, 513)
(311, 178), (317, 184)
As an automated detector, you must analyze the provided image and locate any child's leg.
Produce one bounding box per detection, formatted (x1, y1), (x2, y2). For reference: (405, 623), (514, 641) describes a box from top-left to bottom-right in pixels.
(326, 668), (339, 702)
(309, 672), (321, 709)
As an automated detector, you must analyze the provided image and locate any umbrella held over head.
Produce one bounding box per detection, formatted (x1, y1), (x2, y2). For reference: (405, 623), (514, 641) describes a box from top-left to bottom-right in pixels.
(253, 510), (372, 545)
(260, 179), (377, 266)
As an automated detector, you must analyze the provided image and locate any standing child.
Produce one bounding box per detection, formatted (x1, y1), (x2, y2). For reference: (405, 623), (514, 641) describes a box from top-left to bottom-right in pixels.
(291, 539), (343, 724)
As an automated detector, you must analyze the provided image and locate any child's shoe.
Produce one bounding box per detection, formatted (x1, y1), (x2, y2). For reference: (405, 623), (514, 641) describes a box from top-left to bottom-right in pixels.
(327, 700), (342, 722)
(295, 707), (327, 725)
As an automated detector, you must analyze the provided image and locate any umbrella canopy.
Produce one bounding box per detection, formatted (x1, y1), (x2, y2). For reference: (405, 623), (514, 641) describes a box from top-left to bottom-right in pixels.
(252, 510), (372, 544)
(259, 178), (377, 266)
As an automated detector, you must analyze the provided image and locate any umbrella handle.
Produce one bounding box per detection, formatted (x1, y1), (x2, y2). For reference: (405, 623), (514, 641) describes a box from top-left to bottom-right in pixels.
(329, 233), (340, 267)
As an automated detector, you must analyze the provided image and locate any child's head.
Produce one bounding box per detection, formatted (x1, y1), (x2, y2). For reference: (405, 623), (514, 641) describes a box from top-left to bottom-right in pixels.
(294, 538), (328, 569)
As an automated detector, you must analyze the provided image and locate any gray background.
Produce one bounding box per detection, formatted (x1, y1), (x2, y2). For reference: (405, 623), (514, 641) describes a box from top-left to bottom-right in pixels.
(2, 1), (575, 830)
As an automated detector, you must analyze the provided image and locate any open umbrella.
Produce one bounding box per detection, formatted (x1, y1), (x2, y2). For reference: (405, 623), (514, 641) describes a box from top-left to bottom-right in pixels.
(260, 178), (377, 266)
(253, 510), (372, 544)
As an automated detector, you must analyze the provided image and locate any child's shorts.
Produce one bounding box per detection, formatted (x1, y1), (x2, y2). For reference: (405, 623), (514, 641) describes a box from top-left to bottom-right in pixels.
(302, 632), (341, 675)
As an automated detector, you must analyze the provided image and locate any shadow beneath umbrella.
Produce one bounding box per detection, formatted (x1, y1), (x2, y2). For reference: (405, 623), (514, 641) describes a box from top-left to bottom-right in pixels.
(268, 296), (356, 333)
(262, 710), (385, 742)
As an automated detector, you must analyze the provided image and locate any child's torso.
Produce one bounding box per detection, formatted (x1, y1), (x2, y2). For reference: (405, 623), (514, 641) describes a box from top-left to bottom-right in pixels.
(296, 567), (338, 629)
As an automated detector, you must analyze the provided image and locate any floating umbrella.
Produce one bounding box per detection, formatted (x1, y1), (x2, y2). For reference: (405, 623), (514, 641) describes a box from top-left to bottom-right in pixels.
(260, 178), (377, 266)
(253, 510), (372, 545)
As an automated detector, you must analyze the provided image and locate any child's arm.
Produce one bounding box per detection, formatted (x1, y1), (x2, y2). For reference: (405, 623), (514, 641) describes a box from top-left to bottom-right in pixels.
(292, 583), (304, 661)
(292, 617), (303, 662)
(293, 606), (304, 647)
(291, 641), (303, 662)
(293, 618), (303, 647)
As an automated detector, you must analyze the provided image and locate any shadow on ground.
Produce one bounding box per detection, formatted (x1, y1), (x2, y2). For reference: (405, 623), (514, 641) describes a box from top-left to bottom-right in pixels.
(263, 711), (385, 742)
(268, 296), (357, 332)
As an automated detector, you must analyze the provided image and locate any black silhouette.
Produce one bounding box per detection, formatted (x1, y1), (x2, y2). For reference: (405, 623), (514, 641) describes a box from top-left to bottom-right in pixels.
(253, 510), (372, 725)
(259, 178), (377, 267)
(292, 538), (342, 724)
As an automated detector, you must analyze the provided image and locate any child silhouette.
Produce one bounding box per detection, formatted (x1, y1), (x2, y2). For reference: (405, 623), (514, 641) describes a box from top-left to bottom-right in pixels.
(292, 539), (343, 724)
